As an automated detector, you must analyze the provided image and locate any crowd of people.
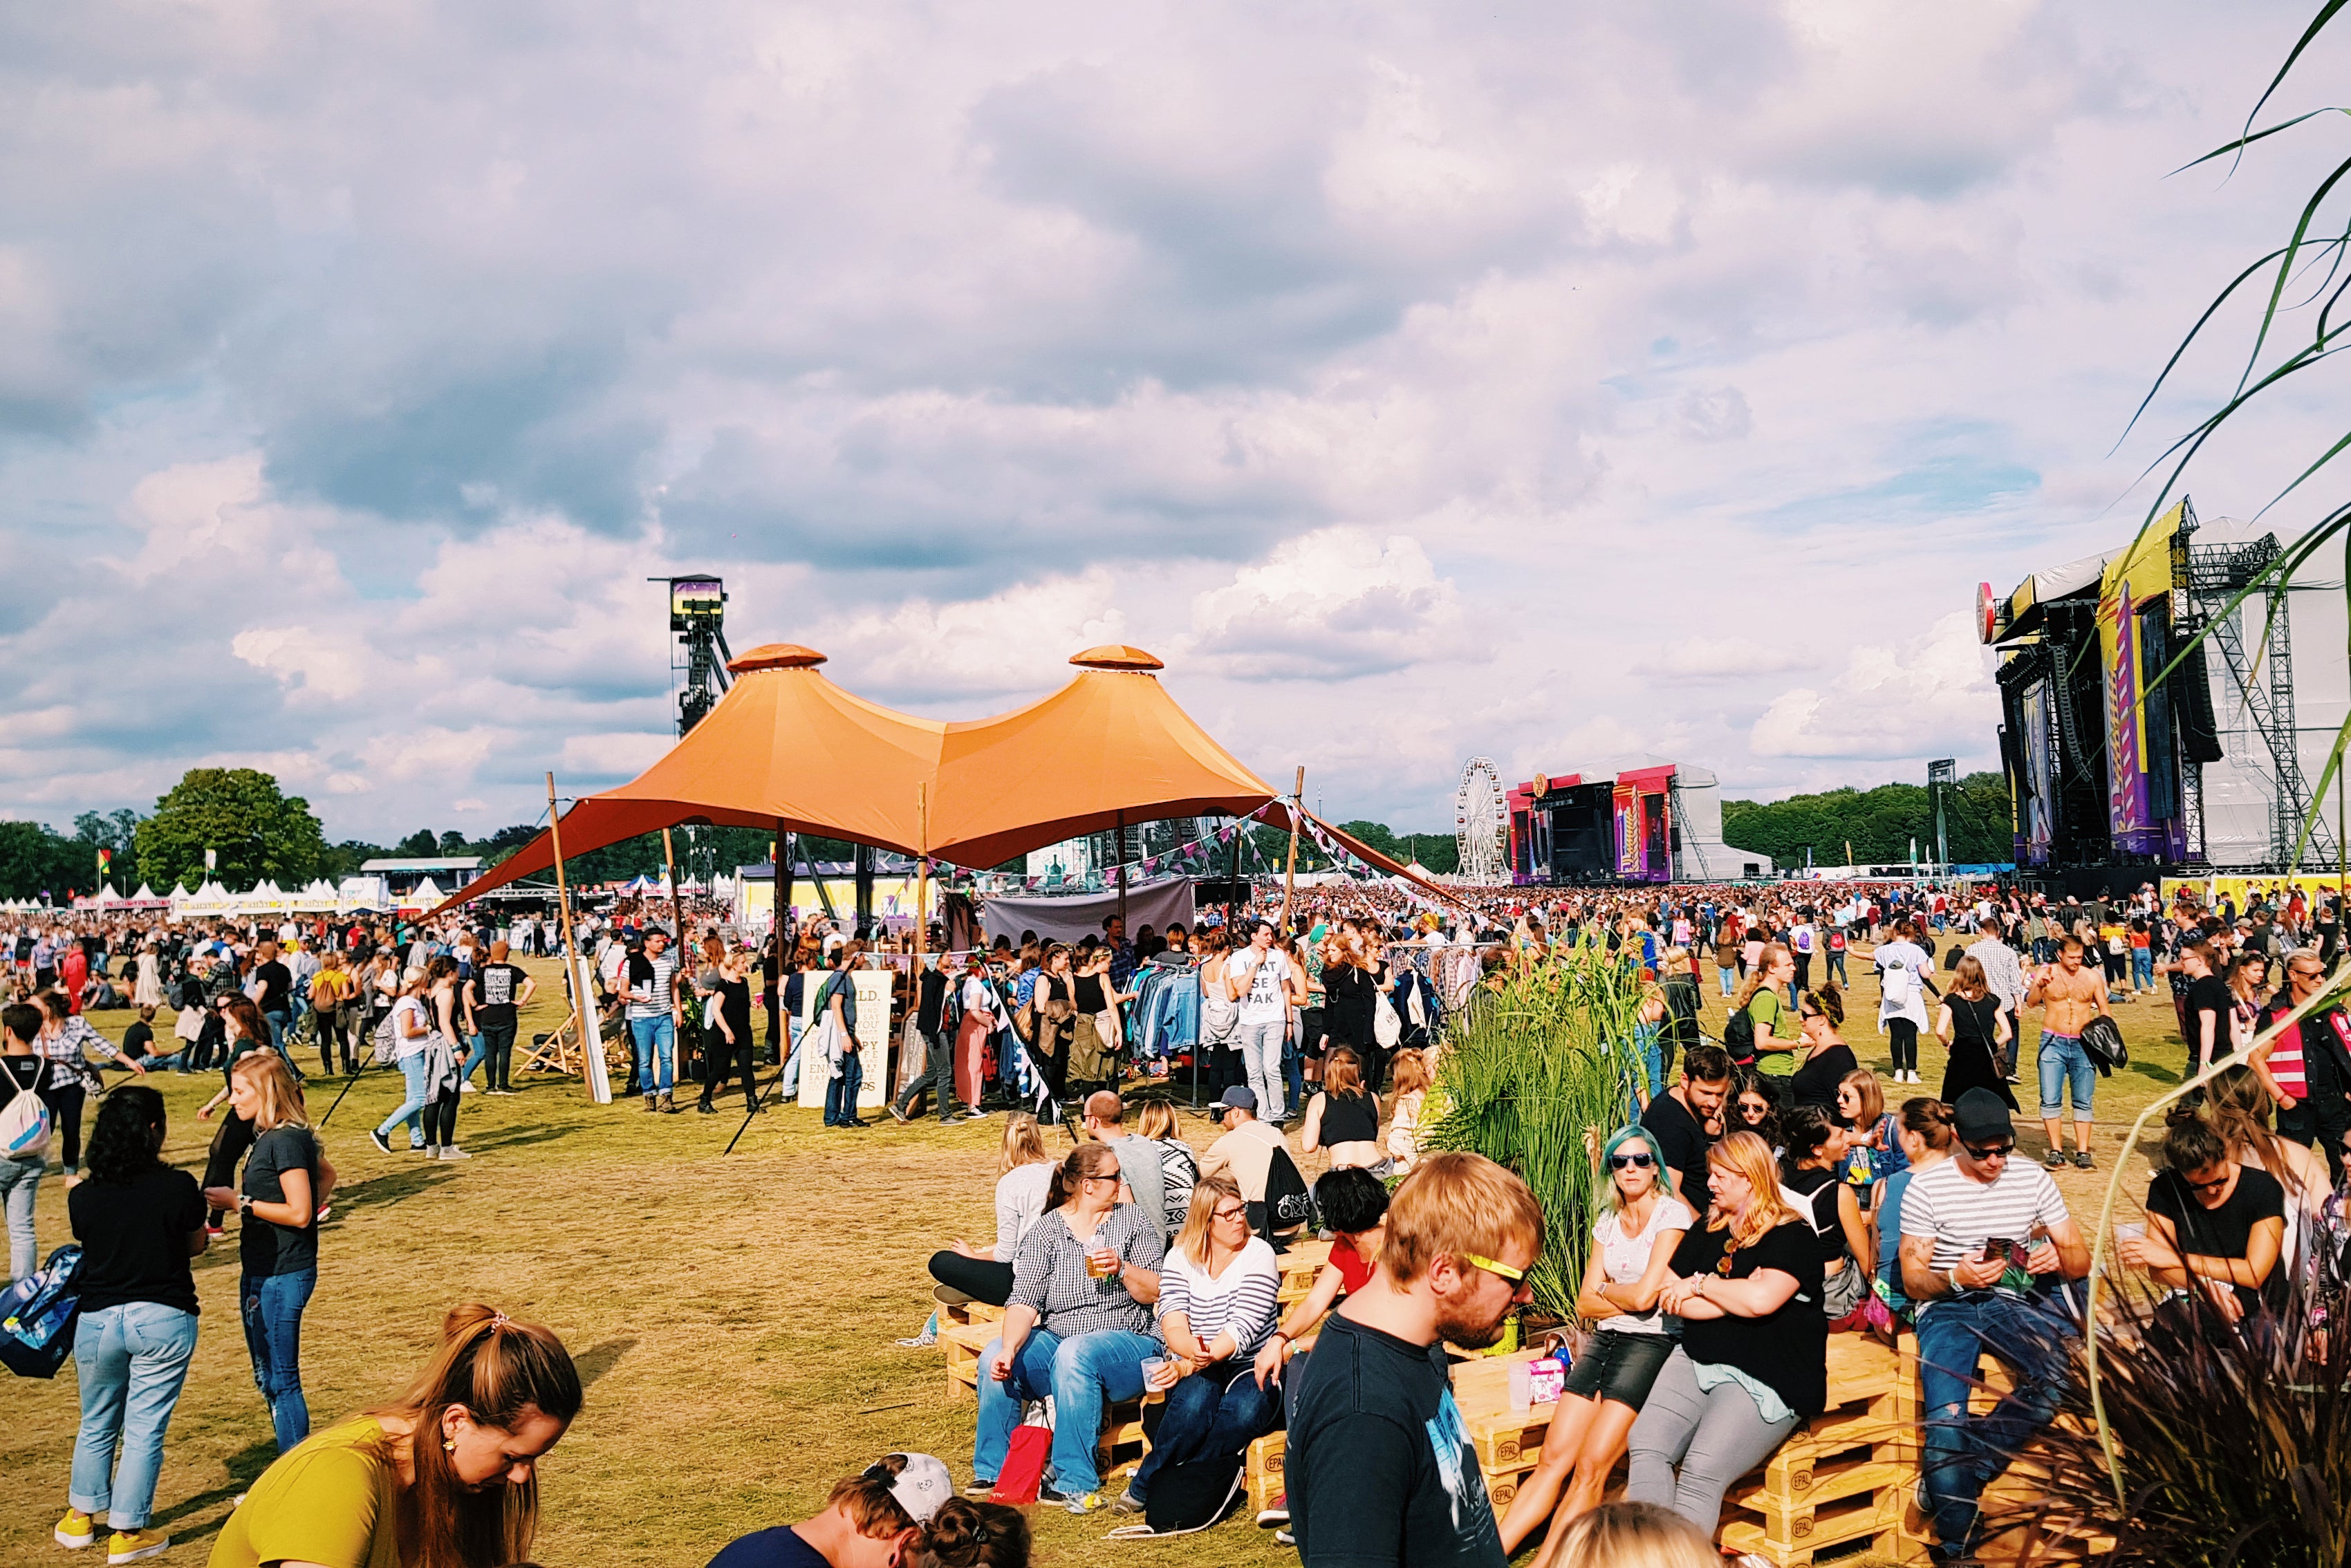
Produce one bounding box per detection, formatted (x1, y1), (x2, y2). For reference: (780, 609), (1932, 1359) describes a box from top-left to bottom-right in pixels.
(10, 867), (2351, 1567)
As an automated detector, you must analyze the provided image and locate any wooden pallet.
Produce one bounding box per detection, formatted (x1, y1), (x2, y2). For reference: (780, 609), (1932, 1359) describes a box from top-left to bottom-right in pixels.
(938, 1298), (1004, 1328)
(1246, 1431), (1286, 1518)
(937, 1318), (1155, 1477)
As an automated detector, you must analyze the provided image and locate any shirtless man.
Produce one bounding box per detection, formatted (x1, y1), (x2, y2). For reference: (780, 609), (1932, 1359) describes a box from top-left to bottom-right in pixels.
(2025, 937), (2109, 1170)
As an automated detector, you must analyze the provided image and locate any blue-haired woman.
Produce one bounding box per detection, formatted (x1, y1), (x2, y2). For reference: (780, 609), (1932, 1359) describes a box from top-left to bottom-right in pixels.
(1498, 1125), (1696, 1562)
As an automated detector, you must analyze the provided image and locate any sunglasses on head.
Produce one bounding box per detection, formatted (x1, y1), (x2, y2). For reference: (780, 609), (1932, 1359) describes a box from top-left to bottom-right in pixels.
(1608, 1151), (1655, 1170)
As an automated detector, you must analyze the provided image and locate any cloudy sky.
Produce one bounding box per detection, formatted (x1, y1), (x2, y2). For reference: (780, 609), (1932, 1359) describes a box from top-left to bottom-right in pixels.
(4, 1), (2346, 844)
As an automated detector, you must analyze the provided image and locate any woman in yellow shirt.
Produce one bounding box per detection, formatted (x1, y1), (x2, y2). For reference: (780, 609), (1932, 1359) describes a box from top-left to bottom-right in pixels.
(210, 1303), (581, 1568)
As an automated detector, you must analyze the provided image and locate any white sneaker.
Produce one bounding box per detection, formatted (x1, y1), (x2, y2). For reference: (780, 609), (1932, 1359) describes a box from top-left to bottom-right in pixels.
(458, 1082), (477, 1094)
(438, 1146), (472, 1160)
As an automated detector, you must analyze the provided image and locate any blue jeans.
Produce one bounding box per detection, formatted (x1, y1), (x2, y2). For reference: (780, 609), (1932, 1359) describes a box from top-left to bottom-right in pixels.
(1633, 1023), (1664, 1101)
(1282, 1020), (1305, 1112)
(1717, 966), (1736, 998)
(629, 1014), (676, 1096)
(1, 1155), (41, 1283)
(824, 1051), (864, 1124)
(1129, 1360), (1280, 1502)
(779, 1018), (808, 1098)
(974, 1325), (1160, 1497)
(1913, 1293), (2072, 1560)
(2036, 1031), (2095, 1121)
(72, 1301), (200, 1529)
(241, 1267), (317, 1453)
(1828, 951), (1848, 984)
(375, 1052), (432, 1148)
(461, 1032), (486, 1084)
(2130, 948), (2152, 989)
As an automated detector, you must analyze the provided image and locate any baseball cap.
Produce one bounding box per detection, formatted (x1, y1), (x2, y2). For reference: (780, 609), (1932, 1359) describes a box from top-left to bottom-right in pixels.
(1952, 1088), (2014, 1146)
(864, 1453), (954, 1522)
(1216, 1085), (1258, 1113)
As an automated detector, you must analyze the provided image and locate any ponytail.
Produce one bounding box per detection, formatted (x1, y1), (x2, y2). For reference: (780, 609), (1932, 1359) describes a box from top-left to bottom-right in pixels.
(910, 1497), (1031, 1568)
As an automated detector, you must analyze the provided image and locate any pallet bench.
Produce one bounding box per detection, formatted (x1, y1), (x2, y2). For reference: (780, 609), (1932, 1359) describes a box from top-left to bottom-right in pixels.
(936, 1318), (1155, 1480)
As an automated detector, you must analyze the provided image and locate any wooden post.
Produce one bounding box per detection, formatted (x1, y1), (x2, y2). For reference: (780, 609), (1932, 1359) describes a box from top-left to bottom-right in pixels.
(916, 785), (929, 963)
(662, 827), (687, 942)
(546, 772), (586, 1076)
(1279, 766), (1305, 933)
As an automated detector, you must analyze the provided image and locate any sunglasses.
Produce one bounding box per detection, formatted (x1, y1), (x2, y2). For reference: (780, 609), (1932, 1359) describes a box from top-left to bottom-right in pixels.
(2180, 1170), (2233, 1195)
(1962, 1141), (2016, 1161)
(1608, 1151), (1655, 1170)
(1462, 1252), (1526, 1284)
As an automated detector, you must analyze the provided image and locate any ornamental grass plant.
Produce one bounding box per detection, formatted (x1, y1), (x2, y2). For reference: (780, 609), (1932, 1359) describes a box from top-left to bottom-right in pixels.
(1420, 949), (1643, 1318)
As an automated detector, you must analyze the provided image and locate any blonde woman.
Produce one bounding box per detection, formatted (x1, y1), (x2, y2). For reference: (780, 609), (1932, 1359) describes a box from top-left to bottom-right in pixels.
(1546, 1501), (1717, 1568)
(202, 1054), (335, 1454)
(1628, 1131), (1827, 1531)
(1385, 1047), (1431, 1172)
(1120, 1173), (1281, 1515)
(1137, 1099), (1200, 1235)
(210, 1303), (579, 1568)
(369, 967), (435, 1156)
(1727, 945), (1799, 1069)
(926, 1113), (1057, 1312)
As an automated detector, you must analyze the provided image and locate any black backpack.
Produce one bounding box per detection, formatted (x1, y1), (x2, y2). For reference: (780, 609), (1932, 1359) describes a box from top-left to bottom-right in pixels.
(1721, 1007), (1756, 1064)
(1252, 1144), (1316, 1251)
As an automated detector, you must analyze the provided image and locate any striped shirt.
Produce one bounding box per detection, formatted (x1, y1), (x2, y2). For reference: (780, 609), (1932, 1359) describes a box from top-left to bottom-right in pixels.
(1009, 1202), (1166, 1340)
(41, 1016), (122, 1088)
(626, 951), (678, 1020)
(1901, 1155), (2070, 1277)
(1158, 1236), (1281, 1355)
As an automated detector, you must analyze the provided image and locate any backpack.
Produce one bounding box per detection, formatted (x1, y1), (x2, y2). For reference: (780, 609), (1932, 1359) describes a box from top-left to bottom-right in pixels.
(1373, 987), (1402, 1049)
(1, 1062), (52, 1163)
(1108, 1451), (1245, 1536)
(371, 1000), (407, 1065)
(1253, 1144), (1316, 1249)
(1721, 1007), (1756, 1063)
(0, 1242), (83, 1379)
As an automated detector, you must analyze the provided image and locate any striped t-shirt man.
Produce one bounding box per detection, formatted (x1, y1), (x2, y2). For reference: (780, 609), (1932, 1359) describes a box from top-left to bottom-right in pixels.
(1900, 1146), (2070, 1276)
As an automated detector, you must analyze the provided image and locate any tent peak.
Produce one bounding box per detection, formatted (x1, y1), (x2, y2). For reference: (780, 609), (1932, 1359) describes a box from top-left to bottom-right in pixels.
(728, 643), (828, 673)
(1070, 644), (1163, 671)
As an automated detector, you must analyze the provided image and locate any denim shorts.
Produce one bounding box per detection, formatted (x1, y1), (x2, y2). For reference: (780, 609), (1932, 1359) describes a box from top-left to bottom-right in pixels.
(1561, 1327), (1675, 1408)
(2038, 1030), (2096, 1119)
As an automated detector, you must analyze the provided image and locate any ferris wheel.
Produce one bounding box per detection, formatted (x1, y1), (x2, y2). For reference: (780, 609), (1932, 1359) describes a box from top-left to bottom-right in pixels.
(1454, 757), (1507, 883)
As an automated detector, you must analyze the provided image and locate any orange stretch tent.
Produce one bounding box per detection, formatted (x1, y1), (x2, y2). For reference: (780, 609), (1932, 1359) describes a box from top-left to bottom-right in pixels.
(438, 643), (1454, 912)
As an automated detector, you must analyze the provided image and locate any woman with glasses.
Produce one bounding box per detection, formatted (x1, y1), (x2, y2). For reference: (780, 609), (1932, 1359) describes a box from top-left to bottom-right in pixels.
(1117, 1173), (1281, 1516)
(1627, 1131), (1825, 1533)
(1500, 1127), (1693, 1561)
(1727, 1070), (1783, 1157)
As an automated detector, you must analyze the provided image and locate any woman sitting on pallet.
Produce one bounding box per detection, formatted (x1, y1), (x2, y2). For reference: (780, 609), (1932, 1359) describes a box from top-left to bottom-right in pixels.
(1625, 1130), (1827, 1535)
(1498, 1126), (1694, 1565)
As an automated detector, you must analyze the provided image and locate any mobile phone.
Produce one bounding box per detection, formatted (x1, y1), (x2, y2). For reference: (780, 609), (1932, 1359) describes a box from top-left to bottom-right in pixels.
(1982, 1237), (2028, 1268)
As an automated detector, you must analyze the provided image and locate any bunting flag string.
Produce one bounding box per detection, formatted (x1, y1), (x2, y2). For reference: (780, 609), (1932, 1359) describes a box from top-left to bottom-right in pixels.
(911, 798), (1393, 897)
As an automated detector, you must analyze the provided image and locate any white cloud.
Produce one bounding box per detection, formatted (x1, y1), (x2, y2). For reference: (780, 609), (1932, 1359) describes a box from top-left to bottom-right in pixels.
(1749, 612), (1997, 760)
(0, 0), (2330, 838)
(1191, 529), (1465, 680)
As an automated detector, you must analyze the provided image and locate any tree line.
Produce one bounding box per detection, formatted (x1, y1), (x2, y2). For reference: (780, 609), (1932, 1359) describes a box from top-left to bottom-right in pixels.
(1722, 772), (2014, 869)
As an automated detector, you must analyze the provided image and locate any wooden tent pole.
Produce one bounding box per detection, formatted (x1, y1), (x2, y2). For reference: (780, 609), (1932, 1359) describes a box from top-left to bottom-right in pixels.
(662, 827), (686, 942)
(546, 772), (585, 1071)
(1279, 765), (1305, 933)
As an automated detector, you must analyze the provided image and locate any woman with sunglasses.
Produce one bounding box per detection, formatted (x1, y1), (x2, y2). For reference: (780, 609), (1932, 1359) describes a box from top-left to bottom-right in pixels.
(1500, 1127), (1693, 1560)
(1727, 1071), (1782, 1157)
(1786, 986), (1855, 1110)
(1119, 1174), (1281, 1516)
(1628, 1131), (1825, 1533)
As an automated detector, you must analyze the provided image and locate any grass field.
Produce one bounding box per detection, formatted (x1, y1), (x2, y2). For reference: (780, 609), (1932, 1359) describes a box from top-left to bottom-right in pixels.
(0, 947), (2201, 1568)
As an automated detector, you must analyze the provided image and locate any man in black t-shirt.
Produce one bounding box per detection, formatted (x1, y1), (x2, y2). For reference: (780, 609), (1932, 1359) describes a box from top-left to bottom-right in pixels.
(251, 940), (294, 1059)
(1640, 1045), (1731, 1206)
(1290, 1152), (1543, 1568)
(2121, 1116), (2288, 1330)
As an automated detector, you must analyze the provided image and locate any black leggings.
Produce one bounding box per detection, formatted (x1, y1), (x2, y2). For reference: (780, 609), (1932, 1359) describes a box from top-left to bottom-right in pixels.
(928, 1250), (1016, 1307)
(204, 1110), (257, 1192)
(480, 1021), (517, 1092)
(39, 1083), (86, 1173)
(1888, 1018), (1920, 1075)
(700, 1030), (755, 1110)
(422, 1090), (459, 1148)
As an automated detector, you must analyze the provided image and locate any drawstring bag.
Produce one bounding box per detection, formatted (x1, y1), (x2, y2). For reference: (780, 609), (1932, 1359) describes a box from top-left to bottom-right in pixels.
(1, 1243), (84, 1379)
(992, 1401), (1053, 1504)
(1, 1069), (53, 1162)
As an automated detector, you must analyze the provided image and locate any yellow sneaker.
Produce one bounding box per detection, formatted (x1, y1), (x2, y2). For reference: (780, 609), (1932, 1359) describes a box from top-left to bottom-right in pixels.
(55, 1510), (96, 1549)
(106, 1531), (170, 1565)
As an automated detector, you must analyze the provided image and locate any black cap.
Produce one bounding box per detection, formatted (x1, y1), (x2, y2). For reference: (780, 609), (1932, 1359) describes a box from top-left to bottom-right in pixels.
(1953, 1088), (2013, 1144)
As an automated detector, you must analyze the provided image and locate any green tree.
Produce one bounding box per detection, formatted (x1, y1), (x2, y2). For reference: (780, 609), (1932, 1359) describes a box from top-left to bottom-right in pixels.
(135, 768), (328, 889)
(73, 808), (143, 888)
(1721, 772), (2014, 868)
(0, 821), (87, 901)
